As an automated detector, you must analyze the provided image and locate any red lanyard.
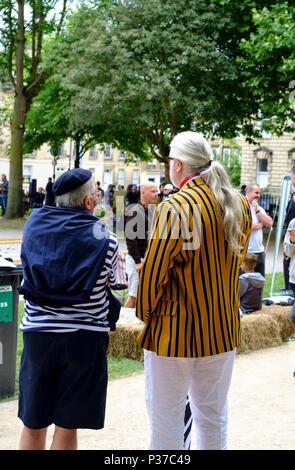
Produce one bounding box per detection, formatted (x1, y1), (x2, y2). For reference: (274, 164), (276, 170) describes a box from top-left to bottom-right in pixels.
(179, 173), (200, 189)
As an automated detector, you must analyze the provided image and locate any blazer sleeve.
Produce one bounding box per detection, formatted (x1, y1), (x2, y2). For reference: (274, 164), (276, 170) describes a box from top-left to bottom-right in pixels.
(135, 201), (188, 323)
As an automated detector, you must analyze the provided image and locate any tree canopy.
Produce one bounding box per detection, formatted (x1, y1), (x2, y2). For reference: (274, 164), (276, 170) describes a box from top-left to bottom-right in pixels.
(23, 0), (295, 186)
(28, 0), (270, 170)
(0, 0), (69, 218)
(238, 2), (295, 137)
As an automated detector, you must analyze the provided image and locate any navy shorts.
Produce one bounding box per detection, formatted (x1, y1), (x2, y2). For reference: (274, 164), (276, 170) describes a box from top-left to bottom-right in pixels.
(18, 329), (109, 430)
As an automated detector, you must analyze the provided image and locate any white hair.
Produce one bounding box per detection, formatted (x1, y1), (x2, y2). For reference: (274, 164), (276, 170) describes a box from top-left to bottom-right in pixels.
(170, 131), (245, 256)
(201, 161), (246, 256)
(56, 176), (96, 209)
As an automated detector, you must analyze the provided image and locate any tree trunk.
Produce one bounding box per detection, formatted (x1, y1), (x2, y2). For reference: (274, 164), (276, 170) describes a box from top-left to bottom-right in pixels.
(6, 0), (25, 219)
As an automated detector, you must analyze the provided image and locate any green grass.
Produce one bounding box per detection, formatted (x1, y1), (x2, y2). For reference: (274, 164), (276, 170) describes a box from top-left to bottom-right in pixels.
(0, 217), (27, 231)
(263, 272), (285, 298)
(0, 300), (143, 402)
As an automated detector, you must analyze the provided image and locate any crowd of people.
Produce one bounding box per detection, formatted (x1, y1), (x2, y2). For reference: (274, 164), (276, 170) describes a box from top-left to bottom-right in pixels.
(4, 131), (295, 450)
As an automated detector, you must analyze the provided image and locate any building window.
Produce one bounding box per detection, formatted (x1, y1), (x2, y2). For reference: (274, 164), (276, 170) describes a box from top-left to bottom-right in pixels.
(23, 165), (32, 179)
(132, 169), (139, 185)
(118, 169), (125, 187)
(212, 147), (219, 160)
(105, 144), (112, 159)
(103, 169), (113, 187)
(222, 147), (231, 167)
(56, 167), (65, 176)
(257, 158), (268, 188)
(58, 145), (65, 156)
(89, 147), (97, 159)
(119, 151), (126, 160)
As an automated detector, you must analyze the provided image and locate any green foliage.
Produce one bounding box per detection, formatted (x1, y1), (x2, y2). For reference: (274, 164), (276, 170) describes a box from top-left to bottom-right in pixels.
(238, 2), (295, 136)
(24, 0), (295, 168)
(220, 140), (242, 187)
(45, 0), (273, 164)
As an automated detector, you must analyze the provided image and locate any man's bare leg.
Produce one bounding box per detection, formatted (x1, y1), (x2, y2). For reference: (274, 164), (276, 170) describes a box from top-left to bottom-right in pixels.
(50, 426), (77, 450)
(19, 426), (47, 450)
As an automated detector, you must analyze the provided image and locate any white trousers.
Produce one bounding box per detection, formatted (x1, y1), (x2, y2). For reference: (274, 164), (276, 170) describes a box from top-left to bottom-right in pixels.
(144, 348), (236, 450)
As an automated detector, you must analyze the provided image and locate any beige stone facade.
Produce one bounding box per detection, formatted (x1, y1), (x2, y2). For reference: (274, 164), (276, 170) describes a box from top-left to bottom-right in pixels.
(240, 133), (295, 195)
(0, 136), (166, 191)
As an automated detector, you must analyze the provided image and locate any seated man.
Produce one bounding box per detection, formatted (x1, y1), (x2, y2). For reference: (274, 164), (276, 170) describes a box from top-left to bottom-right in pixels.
(239, 253), (265, 314)
(17, 168), (120, 450)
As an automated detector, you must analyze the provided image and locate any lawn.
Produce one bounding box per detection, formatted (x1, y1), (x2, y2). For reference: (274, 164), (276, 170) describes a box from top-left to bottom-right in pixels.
(263, 272), (285, 298)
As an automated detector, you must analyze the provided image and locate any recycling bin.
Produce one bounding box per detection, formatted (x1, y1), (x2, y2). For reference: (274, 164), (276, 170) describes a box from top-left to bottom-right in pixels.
(0, 266), (23, 398)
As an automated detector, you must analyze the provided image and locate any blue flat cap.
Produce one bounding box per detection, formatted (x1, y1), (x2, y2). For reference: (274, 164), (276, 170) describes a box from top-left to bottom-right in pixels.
(53, 168), (92, 196)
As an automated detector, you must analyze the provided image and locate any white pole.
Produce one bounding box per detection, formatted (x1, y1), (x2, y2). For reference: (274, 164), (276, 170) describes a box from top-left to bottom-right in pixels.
(270, 175), (291, 296)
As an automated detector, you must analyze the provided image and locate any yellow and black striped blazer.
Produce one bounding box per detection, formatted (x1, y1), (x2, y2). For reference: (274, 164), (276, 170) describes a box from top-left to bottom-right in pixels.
(135, 177), (252, 358)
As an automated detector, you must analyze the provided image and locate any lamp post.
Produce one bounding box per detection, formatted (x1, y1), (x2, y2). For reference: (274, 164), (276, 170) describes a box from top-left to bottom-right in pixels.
(50, 146), (59, 182)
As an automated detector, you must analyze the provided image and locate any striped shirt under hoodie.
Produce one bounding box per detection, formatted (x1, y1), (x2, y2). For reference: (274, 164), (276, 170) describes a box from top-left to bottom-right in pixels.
(20, 232), (118, 333)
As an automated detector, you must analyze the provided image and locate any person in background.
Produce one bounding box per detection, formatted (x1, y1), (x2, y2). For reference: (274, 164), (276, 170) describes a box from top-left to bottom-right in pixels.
(126, 184), (139, 206)
(240, 185), (246, 196)
(156, 183), (165, 205)
(104, 184), (114, 208)
(45, 177), (55, 206)
(239, 253), (265, 314)
(162, 183), (175, 200)
(245, 184), (273, 277)
(283, 218), (295, 329)
(32, 187), (45, 208)
(283, 166), (295, 290)
(0, 174), (9, 216)
(124, 182), (158, 308)
(136, 131), (252, 450)
(96, 181), (104, 200)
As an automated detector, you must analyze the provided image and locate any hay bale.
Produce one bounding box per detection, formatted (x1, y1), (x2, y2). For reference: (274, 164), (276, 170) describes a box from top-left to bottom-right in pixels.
(239, 313), (282, 354)
(259, 304), (294, 340)
(107, 305), (295, 361)
(108, 324), (144, 361)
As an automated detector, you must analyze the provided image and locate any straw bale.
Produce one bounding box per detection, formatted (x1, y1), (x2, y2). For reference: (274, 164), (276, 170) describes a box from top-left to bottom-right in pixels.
(259, 304), (293, 340)
(107, 305), (294, 361)
(238, 313), (282, 354)
(108, 324), (144, 362)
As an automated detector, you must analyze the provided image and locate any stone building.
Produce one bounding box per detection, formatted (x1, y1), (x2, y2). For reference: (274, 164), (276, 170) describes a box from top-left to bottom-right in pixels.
(239, 133), (295, 195)
(0, 136), (166, 192)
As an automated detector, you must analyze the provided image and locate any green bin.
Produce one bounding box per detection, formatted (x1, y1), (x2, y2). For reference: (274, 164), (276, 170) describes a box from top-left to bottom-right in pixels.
(0, 266), (23, 398)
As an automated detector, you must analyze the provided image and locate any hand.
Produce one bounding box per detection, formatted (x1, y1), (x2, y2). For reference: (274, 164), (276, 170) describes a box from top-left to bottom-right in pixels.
(252, 200), (258, 212)
(135, 263), (142, 273)
(289, 230), (295, 243)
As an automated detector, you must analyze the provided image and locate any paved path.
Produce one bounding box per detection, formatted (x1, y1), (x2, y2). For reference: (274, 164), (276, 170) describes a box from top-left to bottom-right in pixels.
(1, 341), (295, 450)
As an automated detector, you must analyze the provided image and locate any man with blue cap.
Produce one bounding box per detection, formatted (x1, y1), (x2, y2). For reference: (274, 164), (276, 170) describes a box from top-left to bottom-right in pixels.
(17, 168), (120, 450)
